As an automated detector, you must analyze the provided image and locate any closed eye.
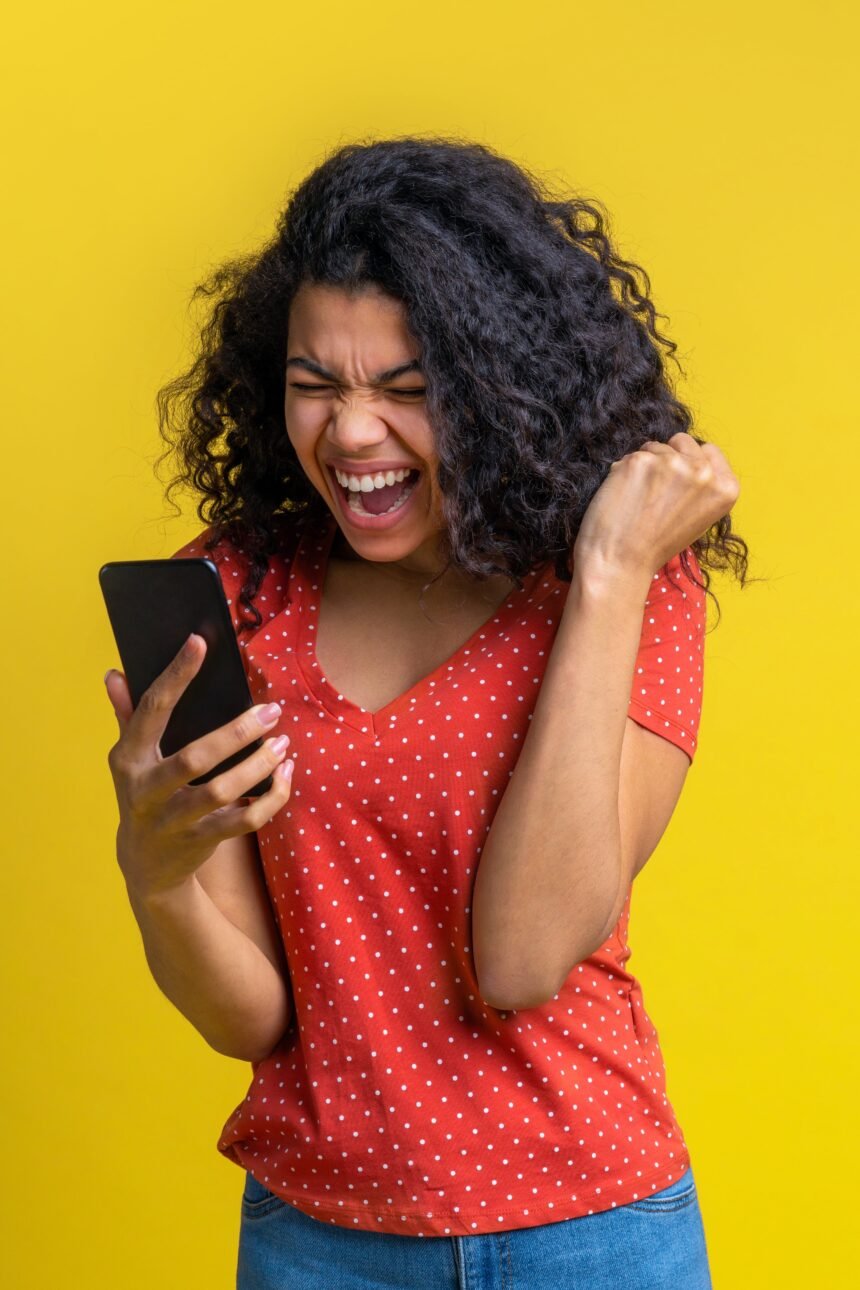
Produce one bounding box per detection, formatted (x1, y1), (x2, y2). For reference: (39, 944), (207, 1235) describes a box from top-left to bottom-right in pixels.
(288, 383), (426, 397)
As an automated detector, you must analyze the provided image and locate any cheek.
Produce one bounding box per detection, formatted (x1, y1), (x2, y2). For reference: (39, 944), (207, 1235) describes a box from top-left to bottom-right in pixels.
(285, 409), (322, 466)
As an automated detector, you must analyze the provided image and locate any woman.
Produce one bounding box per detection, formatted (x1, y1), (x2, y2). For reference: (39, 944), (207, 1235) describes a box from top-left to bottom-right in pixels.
(104, 137), (746, 1288)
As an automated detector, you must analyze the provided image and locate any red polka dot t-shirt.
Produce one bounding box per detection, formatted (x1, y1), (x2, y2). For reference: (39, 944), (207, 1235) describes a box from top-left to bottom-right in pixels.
(170, 509), (706, 1237)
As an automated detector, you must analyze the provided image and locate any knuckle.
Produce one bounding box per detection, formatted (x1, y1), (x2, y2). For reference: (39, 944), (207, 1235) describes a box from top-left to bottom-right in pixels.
(201, 778), (233, 810)
(241, 800), (267, 829)
(234, 713), (260, 745)
(108, 744), (132, 779)
(250, 794), (282, 828)
(174, 745), (205, 781)
(136, 686), (167, 718)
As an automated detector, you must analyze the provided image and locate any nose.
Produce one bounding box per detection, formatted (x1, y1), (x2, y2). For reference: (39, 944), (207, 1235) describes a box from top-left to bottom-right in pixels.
(326, 403), (390, 455)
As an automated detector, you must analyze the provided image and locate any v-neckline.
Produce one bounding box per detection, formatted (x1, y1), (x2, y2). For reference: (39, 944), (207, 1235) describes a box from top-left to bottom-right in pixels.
(293, 512), (554, 742)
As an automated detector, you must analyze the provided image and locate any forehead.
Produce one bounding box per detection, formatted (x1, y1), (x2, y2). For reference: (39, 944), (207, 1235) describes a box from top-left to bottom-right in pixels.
(288, 282), (411, 341)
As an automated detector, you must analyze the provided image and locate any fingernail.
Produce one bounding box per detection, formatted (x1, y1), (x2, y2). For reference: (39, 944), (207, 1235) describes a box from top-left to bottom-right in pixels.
(259, 703), (281, 725)
(104, 669), (114, 685)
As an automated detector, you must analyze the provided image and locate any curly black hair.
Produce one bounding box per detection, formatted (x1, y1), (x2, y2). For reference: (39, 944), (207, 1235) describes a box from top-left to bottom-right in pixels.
(155, 133), (751, 635)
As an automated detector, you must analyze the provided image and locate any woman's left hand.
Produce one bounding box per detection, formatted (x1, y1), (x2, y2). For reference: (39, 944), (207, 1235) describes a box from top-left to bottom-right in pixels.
(572, 432), (740, 590)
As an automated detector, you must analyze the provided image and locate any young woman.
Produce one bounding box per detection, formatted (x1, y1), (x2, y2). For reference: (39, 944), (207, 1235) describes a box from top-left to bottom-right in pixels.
(104, 137), (746, 1288)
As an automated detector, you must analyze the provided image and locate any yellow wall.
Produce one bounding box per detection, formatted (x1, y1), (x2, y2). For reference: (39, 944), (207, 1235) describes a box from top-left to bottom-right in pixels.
(3, 2), (856, 1284)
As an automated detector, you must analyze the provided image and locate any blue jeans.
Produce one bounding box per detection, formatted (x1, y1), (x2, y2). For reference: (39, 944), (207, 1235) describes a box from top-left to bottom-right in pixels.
(236, 1164), (713, 1288)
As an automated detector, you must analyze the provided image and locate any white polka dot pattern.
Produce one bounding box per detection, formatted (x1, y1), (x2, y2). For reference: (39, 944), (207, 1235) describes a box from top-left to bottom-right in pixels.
(170, 512), (706, 1237)
(627, 547), (706, 761)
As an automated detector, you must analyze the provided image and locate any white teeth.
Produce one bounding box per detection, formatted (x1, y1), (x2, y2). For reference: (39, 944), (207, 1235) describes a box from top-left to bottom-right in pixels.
(346, 471), (419, 517)
(334, 467), (414, 491)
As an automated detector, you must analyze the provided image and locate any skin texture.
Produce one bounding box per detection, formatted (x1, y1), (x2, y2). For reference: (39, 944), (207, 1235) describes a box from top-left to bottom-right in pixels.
(285, 282), (516, 592)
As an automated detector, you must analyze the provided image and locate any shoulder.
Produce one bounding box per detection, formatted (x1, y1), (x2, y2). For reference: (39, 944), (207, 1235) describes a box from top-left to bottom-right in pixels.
(169, 512), (305, 570)
(168, 512), (307, 634)
(644, 547), (706, 626)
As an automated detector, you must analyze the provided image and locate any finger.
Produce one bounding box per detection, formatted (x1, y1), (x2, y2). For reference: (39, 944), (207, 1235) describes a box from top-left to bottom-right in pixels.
(699, 441), (730, 470)
(700, 442), (741, 504)
(666, 431), (705, 457)
(186, 754), (295, 840)
(163, 728), (291, 823)
(104, 669), (134, 731)
(150, 699), (286, 801)
(636, 442), (676, 455)
(226, 759), (295, 832)
(124, 633), (207, 759)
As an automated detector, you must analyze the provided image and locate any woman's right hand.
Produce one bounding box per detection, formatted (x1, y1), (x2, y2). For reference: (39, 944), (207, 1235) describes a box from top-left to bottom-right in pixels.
(104, 632), (294, 903)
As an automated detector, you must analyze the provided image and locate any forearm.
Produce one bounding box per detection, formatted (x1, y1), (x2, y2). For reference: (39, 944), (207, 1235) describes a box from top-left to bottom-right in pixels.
(472, 567), (651, 1010)
(126, 876), (293, 1062)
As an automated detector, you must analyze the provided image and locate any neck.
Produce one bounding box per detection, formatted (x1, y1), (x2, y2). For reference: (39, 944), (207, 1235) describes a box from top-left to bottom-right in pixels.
(329, 526), (517, 606)
(331, 527), (448, 582)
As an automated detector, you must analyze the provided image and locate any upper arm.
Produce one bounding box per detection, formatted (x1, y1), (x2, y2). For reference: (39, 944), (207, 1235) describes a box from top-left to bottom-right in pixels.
(594, 718), (691, 946)
(195, 831), (291, 987)
(621, 716), (690, 876)
(597, 548), (706, 937)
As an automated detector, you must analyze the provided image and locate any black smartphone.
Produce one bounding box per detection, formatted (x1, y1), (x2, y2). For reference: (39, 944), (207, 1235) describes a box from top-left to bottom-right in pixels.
(98, 556), (273, 798)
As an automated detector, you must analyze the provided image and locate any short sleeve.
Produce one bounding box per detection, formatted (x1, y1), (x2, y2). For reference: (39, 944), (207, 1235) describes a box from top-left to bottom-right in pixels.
(626, 547), (706, 764)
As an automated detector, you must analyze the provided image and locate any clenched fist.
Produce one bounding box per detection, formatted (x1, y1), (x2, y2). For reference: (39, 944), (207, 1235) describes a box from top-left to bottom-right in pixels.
(573, 433), (740, 589)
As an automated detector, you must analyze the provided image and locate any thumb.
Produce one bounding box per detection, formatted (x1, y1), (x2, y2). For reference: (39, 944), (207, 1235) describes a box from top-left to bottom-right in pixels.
(104, 668), (134, 729)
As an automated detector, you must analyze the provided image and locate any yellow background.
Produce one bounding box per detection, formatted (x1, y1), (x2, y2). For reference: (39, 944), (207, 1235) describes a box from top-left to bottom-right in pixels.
(3, 2), (856, 1285)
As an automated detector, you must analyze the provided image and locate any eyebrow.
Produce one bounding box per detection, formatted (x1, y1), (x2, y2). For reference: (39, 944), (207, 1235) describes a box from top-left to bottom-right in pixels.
(285, 357), (424, 384)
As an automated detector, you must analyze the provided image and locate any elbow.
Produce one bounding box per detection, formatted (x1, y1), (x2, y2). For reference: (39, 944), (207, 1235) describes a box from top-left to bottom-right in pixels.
(479, 978), (558, 1012)
(218, 1025), (292, 1065)
(243, 1010), (295, 1063)
(478, 961), (573, 1012)
(473, 878), (625, 1013)
(207, 998), (295, 1064)
(478, 928), (616, 1013)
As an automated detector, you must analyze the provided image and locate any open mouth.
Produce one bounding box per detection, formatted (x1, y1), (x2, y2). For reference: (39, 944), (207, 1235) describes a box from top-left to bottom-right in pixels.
(330, 467), (422, 519)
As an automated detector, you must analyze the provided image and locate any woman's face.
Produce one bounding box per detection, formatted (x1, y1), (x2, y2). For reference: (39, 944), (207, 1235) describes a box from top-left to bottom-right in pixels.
(285, 281), (446, 573)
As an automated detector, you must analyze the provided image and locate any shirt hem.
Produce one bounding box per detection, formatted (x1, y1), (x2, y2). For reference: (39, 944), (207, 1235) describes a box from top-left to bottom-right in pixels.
(234, 1146), (693, 1238)
(627, 698), (698, 758)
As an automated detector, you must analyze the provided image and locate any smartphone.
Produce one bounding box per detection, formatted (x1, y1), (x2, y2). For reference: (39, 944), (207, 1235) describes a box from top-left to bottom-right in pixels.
(98, 556), (273, 797)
